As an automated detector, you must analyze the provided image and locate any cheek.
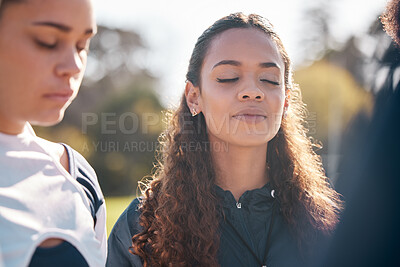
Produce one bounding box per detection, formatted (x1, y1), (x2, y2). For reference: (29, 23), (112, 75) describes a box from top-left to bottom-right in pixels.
(200, 86), (230, 118)
(202, 99), (227, 132)
(266, 90), (285, 113)
(0, 50), (39, 98)
(265, 91), (285, 132)
(200, 96), (229, 136)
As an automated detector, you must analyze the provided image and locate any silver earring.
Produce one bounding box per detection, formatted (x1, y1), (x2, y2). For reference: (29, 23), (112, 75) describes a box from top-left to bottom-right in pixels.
(192, 108), (198, 117)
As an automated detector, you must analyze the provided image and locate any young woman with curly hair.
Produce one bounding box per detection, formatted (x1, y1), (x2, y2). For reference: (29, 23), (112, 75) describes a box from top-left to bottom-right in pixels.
(107, 12), (343, 267)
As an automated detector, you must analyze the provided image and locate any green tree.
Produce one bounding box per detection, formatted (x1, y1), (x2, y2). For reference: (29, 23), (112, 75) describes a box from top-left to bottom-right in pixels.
(295, 60), (372, 153)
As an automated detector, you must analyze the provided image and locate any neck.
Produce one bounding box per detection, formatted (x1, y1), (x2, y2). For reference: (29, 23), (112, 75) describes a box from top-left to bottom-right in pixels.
(211, 140), (269, 201)
(0, 114), (25, 135)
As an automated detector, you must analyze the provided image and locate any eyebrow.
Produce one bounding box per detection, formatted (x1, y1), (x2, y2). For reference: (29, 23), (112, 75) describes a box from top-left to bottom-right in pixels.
(212, 60), (281, 70)
(32, 21), (96, 35)
(212, 60), (241, 69)
(259, 62), (280, 70)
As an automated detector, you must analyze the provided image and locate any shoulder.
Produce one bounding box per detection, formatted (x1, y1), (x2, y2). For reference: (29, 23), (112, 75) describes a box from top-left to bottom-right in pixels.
(33, 137), (71, 174)
(107, 197), (144, 267)
(62, 144), (102, 196)
(35, 137), (65, 160)
(62, 144), (105, 222)
(62, 144), (97, 183)
(111, 197), (143, 238)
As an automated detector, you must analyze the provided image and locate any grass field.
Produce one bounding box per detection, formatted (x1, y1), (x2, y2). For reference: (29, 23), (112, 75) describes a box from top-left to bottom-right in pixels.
(105, 196), (136, 237)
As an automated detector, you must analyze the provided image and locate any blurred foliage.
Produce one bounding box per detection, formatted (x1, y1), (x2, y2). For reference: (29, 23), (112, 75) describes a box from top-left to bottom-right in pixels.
(298, 1), (338, 64)
(86, 84), (164, 196)
(295, 60), (373, 152)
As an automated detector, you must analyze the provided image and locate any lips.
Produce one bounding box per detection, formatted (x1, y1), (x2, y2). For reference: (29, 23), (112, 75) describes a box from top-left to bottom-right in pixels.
(233, 108), (267, 118)
(232, 108), (267, 123)
(43, 90), (74, 103)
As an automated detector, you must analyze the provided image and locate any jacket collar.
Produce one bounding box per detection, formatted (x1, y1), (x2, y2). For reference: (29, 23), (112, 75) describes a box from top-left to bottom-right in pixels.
(214, 183), (275, 208)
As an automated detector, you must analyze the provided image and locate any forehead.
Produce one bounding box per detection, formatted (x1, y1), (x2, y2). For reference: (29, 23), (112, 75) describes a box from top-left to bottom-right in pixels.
(203, 28), (284, 70)
(2, 0), (95, 30)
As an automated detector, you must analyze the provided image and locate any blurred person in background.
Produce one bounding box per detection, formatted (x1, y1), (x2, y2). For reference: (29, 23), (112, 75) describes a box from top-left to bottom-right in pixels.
(0, 0), (106, 266)
(107, 13), (342, 267)
(316, 0), (400, 266)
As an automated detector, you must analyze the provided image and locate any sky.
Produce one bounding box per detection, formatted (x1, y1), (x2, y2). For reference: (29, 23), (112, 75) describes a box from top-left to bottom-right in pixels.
(94, 0), (388, 107)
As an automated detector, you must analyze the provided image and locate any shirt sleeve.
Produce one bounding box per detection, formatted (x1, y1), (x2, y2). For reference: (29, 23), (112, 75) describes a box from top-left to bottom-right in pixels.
(95, 201), (107, 262)
(66, 145), (108, 262)
(107, 198), (143, 267)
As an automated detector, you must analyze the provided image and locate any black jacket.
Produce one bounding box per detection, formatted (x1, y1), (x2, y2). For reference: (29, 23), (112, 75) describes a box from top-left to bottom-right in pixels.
(107, 183), (308, 267)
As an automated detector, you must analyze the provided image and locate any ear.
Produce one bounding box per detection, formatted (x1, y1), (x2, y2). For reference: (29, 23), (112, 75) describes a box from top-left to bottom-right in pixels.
(185, 81), (202, 115)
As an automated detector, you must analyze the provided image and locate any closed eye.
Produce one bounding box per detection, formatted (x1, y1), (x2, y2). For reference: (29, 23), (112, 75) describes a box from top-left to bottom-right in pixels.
(36, 40), (57, 49)
(260, 79), (280, 86)
(77, 40), (91, 52)
(217, 77), (239, 83)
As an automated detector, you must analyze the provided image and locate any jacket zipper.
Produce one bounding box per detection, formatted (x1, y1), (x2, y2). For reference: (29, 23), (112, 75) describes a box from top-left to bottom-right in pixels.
(234, 200), (257, 266)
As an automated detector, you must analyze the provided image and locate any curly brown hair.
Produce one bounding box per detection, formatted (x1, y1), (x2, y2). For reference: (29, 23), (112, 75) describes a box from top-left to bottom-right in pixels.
(131, 13), (343, 266)
(381, 0), (400, 46)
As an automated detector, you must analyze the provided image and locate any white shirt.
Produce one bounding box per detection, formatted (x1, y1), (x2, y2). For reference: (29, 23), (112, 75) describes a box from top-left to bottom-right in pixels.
(0, 124), (106, 267)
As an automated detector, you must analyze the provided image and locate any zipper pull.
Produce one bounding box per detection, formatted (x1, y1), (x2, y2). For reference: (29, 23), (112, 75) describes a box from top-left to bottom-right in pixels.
(236, 202), (242, 209)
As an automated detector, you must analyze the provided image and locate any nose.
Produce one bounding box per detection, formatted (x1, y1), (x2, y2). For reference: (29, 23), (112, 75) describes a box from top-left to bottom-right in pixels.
(55, 48), (84, 78)
(237, 84), (265, 101)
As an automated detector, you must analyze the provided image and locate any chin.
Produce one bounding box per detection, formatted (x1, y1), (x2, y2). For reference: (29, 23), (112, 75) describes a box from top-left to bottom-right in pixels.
(233, 130), (277, 145)
(233, 138), (271, 148)
(29, 111), (66, 127)
(215, 134), (271, 148)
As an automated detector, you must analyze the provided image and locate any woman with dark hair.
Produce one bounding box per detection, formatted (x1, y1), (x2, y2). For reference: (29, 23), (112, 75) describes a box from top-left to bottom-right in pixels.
(107, 13), (342, 267)
(0, 0), (106, 266)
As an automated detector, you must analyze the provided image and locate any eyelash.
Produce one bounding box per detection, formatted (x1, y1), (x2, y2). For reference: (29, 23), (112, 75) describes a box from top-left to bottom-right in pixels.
(260, 79), (280, 85)
(36, 40), (57, 49)
(217, 77), (280, 85)
(216, 78), (239, 83)
(35, 40), (88, 52)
